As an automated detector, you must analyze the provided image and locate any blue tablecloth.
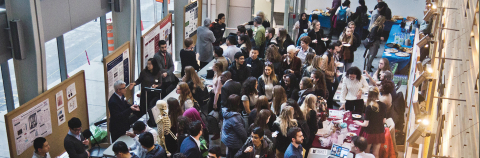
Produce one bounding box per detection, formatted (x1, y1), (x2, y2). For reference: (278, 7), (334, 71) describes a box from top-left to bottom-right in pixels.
(382, 23), (415, 71)
(309, 14), (332, 29)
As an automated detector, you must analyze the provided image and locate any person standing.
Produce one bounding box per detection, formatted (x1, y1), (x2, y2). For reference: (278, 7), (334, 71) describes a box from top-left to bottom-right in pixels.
(220, 71), (242, 109)
(214, 46), (230, 71)
(210, 13), (226, 46)
(264, 27), (277, 58)
(108, 81), (140, 142)
(243, 11), (271, 28)
(339, 27), (359, 71)
(245, 47), (264, 78)
(154, 40), (177, 95)
(180, 38), (200, 77)
(350, 136), (375, 158)
(293, 13), (311, 42)
(196, 18), (216, 69)
(339, 67), (369, 113)
(223, 35), (241, 61)
(228, 52), (251, 84)
(276, 28), (295, 55)
(272, 106), (298, 158)
(284, 127), (304, 158)
(296, 36), (316, 63)
(33, 137), (50, 158)
(222, 94), (248, 158)
(366, 16), (386, 72)
(257, 63), (279, 100)
(335, 0), (351, 37)
(326, 0), (342, 37)
(180, 120), (204, 158)
(354, 87), (387, 158)
(308, 20), (327, 56)
(253, 17), (266, 56)
(234, 127), (275, 158)
(321, 41), (342, 108)
(282, 45), (303, 78)
(64, 117), (90, 158)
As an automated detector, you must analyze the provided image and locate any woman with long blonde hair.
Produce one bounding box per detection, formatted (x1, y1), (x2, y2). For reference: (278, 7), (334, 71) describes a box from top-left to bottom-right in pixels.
(176, 82), (197, 110)
(272, 106), (298, 158)
(258, 63), (279, 100)
(300, 94), (319, 153)
(182, 66), (205, 94)
(209, 61), (224, 112)
(271, 85), (287, 116)
(276, 28), (295, 54)
(354, 87), (387, 157)
(366, 15), (386, 72)
(339, 27), (358, 71)
(265, 46), (283, 77)
(303, 55), (323, 77)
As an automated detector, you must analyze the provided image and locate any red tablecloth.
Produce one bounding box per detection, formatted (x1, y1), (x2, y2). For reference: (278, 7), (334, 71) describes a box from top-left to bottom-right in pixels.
(312, 110), (362, 148)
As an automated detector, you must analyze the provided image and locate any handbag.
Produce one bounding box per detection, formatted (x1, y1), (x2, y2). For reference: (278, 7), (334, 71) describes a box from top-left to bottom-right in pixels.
(362, 38), (374, 48)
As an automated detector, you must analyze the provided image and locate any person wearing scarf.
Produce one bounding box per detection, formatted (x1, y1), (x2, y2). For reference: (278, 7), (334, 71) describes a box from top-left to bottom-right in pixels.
(293, 13), (311, 42)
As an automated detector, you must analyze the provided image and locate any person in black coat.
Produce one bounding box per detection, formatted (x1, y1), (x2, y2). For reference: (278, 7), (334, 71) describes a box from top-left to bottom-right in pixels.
(308, 20), (327, 55)
(245, 47), (264, 78)
(180, 38), (200, 77)
(228, 52), (251, 84)
(180, 120), (203, 158)
(154, 40), (177, 96)
(64, 117), (89, 158)
(220, 71), (242, 109)
(281, 73), (300, 100)
(210, 14), (226, 46)
(108, 80), (140, 142)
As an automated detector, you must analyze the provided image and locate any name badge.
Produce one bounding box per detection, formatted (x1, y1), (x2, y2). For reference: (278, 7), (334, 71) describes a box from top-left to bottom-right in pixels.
(155, 79), (158, 82)
(247, 64), (252, 67)
(221, 28), (225, 31)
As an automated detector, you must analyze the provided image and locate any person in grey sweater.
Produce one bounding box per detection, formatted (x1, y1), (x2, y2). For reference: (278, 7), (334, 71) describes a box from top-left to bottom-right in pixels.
(196, 18), (216, 69)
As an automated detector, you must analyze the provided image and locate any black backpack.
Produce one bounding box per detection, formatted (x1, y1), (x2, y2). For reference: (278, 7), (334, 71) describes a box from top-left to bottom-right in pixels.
(355, 12), (369, 27)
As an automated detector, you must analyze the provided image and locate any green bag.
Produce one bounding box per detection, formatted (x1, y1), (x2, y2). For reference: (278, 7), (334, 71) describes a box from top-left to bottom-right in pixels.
(89, 125), (108, 144)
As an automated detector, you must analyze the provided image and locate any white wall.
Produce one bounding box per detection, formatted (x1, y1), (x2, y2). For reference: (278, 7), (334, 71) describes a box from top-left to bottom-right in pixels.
(254, 0), (272, 21)
(305, 0), (426, 22)
(274, 0), (285, 12)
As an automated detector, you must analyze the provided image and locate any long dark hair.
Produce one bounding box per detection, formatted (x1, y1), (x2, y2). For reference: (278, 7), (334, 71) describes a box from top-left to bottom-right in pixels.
(241, 77), (258, 96)
(146, 58), (160, 75)
(346, 67), (362, 81)
(327, 41), (342, 64)
(168, 98), (183, 129)
(282, 73), (299, 91)
(177, 116), (191, 135)
(254, 109), (272, 130)
(299, 13), (309, 31)
(239, 35), (252, 53)
(312, 69), (327, 93)
(226, 94), (241, 112)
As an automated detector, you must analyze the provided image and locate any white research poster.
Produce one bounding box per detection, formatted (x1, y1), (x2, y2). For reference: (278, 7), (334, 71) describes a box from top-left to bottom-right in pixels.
(142, 14), (172, 68)
(107, 48), (130, 98)
(12, 99), (52, 155)
(184, 1), (198, 39)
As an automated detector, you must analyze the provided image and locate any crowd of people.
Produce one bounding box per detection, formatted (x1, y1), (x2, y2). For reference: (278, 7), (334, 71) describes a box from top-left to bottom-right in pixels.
(29, 0), (401, 158)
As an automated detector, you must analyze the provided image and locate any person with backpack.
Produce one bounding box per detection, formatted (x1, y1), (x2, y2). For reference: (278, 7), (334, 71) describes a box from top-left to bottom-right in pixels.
(352, 0), (368, 39)
(335, 0), (351, 37)
(183, 66), (210, 109)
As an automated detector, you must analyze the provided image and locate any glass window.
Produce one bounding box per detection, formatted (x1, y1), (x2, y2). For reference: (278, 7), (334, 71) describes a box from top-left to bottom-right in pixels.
(45, 38), (60, 89)
(63, 18), (105, 124)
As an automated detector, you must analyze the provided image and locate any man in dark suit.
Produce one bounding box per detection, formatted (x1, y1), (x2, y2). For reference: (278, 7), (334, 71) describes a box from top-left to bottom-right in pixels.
(154, 40), (177, 96)
(108, 80), (140, 142)
(180, 120), (203, 158)
(220, 71), (241, 108)
(64, 117), (89, 158)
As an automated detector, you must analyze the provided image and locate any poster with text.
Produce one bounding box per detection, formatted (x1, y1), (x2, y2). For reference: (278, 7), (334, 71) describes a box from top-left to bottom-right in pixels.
(66, 83), (77, 100)
(57, 107), (65, 126)
(184, 1), (198, 39)
(142, 14), (172, 68)
(107, 48), (130, 98)
(12, 99), (52, 155)
(67, 96), (78, 113)
(55, 90), (64, 110)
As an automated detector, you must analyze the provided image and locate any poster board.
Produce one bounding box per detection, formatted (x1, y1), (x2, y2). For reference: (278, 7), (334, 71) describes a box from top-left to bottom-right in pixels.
(183, 0), (202, 46)
(141, 14), (173, 68)
(5, 71), (89, 158)
(103, 41), (133, 143)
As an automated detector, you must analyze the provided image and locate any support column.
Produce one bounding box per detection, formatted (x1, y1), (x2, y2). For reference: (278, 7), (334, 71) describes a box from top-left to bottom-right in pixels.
(100, 15), (109, 58)
(5, 0), (47, 104)
(300, 0), (305, 14)
(174, 0), (189, 62)
(1, 61), (15, 112)
(57, 35), (68, 81)
(112, 0), (133, 49)
(284, 0), (290, 28)
(270, 0), (274, 25)
(162, 0), (169, 19)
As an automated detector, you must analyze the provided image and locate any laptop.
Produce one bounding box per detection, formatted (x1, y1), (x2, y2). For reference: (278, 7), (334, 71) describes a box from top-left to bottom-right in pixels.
(328, 144), (350, 158)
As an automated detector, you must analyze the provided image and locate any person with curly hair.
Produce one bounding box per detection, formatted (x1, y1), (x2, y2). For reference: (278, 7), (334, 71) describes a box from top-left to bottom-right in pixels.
(241, 77), (259, 114)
